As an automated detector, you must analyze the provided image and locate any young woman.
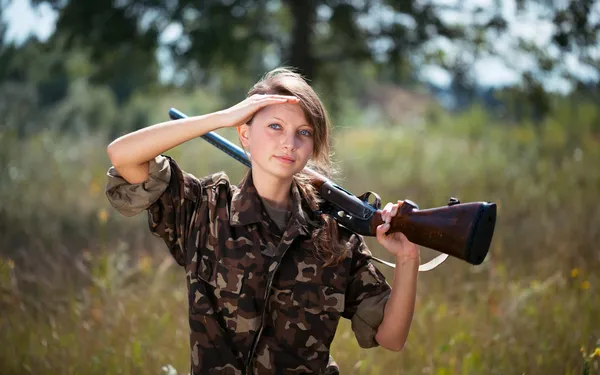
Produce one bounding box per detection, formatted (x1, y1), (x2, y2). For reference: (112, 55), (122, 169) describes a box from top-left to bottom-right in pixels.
(105, 68), (419, 375)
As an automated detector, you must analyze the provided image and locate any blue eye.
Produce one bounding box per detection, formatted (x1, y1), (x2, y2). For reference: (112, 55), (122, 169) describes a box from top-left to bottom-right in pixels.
(269, 123), (311, 137)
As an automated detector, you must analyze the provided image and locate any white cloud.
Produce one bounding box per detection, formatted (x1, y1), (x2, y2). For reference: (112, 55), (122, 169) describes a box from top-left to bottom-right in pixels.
(474, 57), (522, 86)
(2, 0), (57, 44)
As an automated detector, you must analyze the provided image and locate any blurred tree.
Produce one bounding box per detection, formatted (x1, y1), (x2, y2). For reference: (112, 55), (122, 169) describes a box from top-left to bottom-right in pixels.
(22, 0), (160, 105)
(511, 0), (599, 118)
(25, 0), (470, 84)
(9, 0), (598, 119)
(0, 32), (69, 135)
(1, 38), (70, 106)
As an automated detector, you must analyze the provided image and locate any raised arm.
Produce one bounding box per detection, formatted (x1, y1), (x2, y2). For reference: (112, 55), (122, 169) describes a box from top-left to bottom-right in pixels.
(106, 94), (300, 184)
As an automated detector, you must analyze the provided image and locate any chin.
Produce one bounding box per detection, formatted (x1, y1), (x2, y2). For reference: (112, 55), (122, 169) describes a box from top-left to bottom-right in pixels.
(269, 166), (301, 180)
(268, 159), (305, 179)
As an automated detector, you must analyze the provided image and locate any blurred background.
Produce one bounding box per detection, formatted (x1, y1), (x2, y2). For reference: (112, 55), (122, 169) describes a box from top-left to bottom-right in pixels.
(0, 0), (599, 374)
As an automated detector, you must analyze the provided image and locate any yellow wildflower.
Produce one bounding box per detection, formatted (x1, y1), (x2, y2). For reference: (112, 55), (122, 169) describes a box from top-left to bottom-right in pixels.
(97, 208), (109, 223)
(89, 182), (100, 196)
(592, 348), (600, 358)
(571, 268), (579, 278)
(7, 258), (14, 269)
(530, 280), (540, 288)
(138, 256), (153, 274)
(581, 281), (591, 290)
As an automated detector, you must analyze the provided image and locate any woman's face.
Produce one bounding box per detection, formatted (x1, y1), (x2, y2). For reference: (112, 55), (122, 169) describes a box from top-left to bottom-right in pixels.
(239, 102), (314, 180)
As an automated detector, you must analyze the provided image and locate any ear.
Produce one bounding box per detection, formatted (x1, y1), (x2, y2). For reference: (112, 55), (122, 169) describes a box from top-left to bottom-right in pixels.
(237, 124), (251, 148)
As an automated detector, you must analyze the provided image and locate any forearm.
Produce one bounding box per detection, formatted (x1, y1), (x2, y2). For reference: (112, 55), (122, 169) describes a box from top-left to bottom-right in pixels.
(107, 111), (226, 168)
(374, 255), (419, 351)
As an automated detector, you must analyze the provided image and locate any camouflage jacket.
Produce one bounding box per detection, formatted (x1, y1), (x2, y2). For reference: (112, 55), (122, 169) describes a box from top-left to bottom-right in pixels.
(106, 155), (392, 375)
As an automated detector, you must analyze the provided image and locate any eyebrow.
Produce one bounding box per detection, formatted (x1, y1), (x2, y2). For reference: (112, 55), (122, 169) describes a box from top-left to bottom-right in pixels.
(273, 116), (313, 129)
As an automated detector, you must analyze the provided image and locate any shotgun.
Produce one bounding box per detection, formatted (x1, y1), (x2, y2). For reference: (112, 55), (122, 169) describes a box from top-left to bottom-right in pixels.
(168, 108), (496, 269)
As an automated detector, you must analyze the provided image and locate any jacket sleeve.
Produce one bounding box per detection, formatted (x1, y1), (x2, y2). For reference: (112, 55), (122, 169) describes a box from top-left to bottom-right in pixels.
(105, 155), (204, 266)
(342, 233), (392, 349)
(105, 155), (171, 217)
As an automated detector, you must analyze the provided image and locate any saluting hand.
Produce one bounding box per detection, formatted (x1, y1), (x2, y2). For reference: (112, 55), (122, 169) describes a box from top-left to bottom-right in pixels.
(376, 200), (420, 261)
(219, 94), (300, 128)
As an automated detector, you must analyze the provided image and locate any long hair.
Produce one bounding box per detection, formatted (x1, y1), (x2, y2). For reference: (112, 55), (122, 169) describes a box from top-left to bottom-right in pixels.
(244, 67), (348, 266)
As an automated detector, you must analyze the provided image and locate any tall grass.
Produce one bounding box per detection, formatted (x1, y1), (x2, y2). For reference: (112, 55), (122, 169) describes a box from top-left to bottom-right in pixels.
(1, 103), (599, 374)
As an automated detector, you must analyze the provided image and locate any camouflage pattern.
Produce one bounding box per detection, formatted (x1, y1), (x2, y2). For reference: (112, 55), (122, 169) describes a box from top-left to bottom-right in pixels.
(106, 155), (392, 375)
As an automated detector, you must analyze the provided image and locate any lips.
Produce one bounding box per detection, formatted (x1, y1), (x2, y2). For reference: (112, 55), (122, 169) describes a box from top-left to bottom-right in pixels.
(275, 155), (295, 163)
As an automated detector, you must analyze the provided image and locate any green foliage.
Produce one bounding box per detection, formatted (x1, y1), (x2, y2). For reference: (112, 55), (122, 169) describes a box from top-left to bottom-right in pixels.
(25, 0), (599, 111)
(1, 88), (599, 374)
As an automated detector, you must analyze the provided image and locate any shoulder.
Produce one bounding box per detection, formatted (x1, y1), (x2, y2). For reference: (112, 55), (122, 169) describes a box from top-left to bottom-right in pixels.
(196, 171), (234, 203)
(197, 171), (231, 190)
(162, 155), (232, 201)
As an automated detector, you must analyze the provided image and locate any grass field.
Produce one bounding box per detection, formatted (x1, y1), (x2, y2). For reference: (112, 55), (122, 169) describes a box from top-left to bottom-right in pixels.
(1, 105), (599, 374)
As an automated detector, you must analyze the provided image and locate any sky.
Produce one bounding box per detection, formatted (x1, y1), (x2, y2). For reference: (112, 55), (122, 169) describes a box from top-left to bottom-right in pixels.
(2, 0), (598, 93)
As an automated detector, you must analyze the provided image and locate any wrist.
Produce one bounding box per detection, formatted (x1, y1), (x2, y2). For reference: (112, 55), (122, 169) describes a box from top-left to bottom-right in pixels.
(395, 251), (420, 266)
(211, 110), (230, 129)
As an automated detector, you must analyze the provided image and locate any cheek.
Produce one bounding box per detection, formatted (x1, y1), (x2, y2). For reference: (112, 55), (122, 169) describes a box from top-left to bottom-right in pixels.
(301, 138), (315, 157)
(248, 129), (275, 153)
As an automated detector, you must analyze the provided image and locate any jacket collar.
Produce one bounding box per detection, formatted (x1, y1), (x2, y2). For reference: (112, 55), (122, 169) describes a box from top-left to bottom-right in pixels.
(229, 170), (313, 236)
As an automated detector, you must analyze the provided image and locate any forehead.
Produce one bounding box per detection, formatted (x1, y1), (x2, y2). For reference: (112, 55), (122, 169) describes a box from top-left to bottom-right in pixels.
(254, 103), (310, 126)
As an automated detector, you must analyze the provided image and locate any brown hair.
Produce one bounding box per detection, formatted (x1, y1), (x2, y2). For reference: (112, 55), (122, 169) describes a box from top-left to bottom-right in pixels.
(244, 67), (348, 266)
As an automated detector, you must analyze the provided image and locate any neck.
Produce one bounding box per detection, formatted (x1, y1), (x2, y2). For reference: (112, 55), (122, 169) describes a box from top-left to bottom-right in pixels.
(251, 168), (292, 211)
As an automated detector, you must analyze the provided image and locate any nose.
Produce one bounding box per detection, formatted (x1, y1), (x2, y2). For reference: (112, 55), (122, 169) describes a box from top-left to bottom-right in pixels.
(280, 131), (297, 150)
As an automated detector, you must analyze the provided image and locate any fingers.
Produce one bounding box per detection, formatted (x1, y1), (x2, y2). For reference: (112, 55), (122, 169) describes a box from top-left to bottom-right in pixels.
(376, 221), (390, 241)
(226, 94), (301, 128)
(381, 202), (393, 223)
(251, 94), (300, 103)
(382, 200), (406, 223)
(251, 96), (300, 112)
(391, 199), (404, 218)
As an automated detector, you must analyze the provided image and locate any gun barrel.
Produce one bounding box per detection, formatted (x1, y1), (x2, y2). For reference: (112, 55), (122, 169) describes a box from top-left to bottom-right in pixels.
(169, 108), (251, 168)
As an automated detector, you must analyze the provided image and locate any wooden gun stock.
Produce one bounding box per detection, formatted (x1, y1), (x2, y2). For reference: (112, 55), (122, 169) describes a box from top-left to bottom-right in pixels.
(371, 200), (496, 265)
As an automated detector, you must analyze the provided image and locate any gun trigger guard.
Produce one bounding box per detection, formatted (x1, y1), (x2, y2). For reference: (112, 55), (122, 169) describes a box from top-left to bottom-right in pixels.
(357, 191), (382, 210)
